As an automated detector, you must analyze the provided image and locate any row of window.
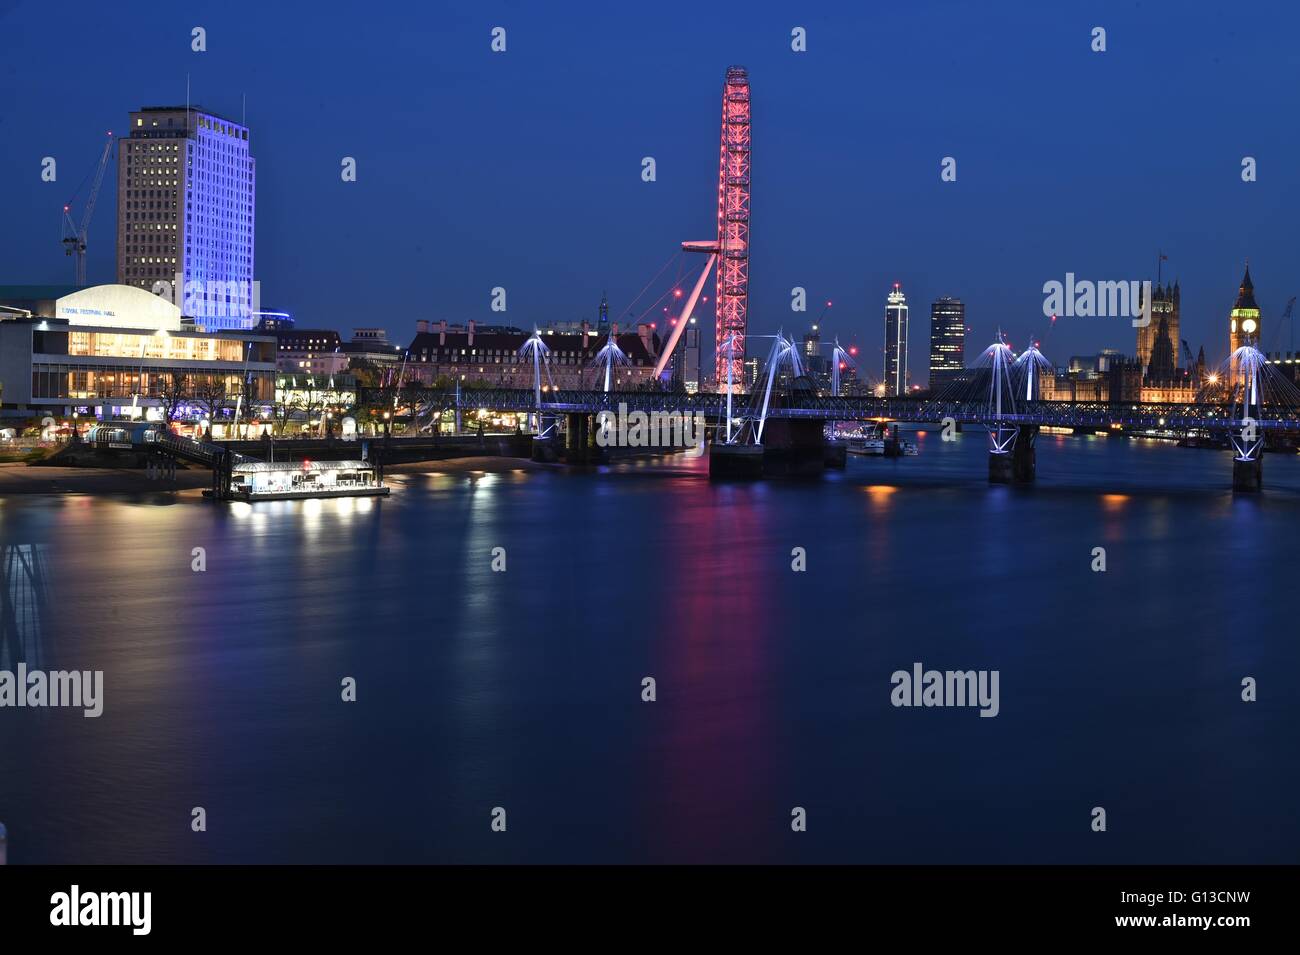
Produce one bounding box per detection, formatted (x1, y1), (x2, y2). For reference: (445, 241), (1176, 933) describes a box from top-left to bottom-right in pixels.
(32, 366), (273, 400)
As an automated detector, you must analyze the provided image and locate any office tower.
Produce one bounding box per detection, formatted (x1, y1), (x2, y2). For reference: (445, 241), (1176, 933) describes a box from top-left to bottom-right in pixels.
(928, 297), (965, 391)
(117, 105), (255, 329)
(801, 322), (828, 387)
(884, 282), (909, 396)
(802, 323), (820, 361)
(670, 316), (702, 393)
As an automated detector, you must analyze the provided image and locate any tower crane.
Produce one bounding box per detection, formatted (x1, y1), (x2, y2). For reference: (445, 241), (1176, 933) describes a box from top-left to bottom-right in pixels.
(1281, 296), (1297, 353)
(61, 131), (114, 285)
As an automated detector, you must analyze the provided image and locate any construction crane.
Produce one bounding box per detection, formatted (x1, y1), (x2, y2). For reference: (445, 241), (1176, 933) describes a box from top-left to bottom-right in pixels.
(61, 131), (114, 285)
(1281, 296), (1297, 353)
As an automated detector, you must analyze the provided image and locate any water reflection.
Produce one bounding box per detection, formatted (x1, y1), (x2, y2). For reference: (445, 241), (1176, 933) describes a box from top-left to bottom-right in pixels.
(1, 435), (1298, 863)
(0, 544), (49, 670)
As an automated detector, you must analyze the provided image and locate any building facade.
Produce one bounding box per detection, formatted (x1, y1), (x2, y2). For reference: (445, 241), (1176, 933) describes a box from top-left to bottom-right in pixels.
(274, 328), (345, 374)
(402, 320), (661, 389)
(0, 284), (274, 421)
(1136, 282), (1180, 373)
(884, 282), (909, 395)
(116, 106), (256, 330)
(670, 317), (702, 393)
(928, 297), (965, 392)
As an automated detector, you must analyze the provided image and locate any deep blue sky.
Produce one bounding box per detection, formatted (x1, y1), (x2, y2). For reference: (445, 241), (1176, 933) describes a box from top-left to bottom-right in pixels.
(2, 0), (1298, 378)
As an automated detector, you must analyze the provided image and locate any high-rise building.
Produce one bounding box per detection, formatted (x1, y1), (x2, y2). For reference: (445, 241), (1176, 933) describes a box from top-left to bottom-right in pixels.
(801, 323), (828, 387)
(1229, 264), (1261, 359)
(116, 105), (256, 330)
(928, 297), (965, 392)
(1136, 281), (1180, 373)
(802, 323), (821, 361)
(883, 282), (909, 395)
(671, 316), (702, 393)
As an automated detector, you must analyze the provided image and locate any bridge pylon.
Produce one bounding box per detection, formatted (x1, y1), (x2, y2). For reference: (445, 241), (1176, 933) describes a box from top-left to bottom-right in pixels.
(1229, 344), (1267, 492)
(984, 340), (1035, 484)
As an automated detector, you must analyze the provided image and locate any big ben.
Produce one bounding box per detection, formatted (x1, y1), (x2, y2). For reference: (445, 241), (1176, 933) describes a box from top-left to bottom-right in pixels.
(1229, 264), (1261, 354)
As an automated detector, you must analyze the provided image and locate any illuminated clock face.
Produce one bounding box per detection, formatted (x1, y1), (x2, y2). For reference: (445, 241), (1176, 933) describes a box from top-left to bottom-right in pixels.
(1242, 318), (1258, 334)
(1231, 319), (1238, 333)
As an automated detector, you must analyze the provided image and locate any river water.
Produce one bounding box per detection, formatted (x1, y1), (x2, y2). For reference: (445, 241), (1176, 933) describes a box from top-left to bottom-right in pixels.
(1, 432), (1297, 863)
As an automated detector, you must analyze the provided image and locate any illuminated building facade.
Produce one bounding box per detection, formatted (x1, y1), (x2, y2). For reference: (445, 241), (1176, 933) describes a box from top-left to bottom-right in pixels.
(274, 328), (346, 374)
(883, 282), (909, 396)
(275, 374), (357, 416)
(0, 285), (273, 419)
(928, 297), (965, 391)
(670, 317), (702, 393)
(1136, 282), (1180, 373)
(404, 320), (661, 389)
(116, 105), (256, 330)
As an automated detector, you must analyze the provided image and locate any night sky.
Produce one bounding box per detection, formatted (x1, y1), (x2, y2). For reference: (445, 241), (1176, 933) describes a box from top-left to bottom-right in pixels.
(2, 0), (1298, 378)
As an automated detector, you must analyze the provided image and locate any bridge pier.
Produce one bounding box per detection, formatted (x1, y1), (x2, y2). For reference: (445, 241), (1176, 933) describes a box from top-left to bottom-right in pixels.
(989, 425), (1036, 485)
(562, 412), (607, 464)
(1233, 454), (1263, 493)
(757, 417), (826, 477)
(531, 436), (559, 462)
(709, 442), (765, 478)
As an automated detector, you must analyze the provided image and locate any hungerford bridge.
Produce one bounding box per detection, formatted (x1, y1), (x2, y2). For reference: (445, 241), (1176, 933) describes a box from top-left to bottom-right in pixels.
(415, 334), (1300, 491)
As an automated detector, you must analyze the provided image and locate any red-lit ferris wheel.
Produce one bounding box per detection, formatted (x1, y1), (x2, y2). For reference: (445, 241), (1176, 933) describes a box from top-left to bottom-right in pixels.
(713, 66), (751, 393)
(652, 66), (751, 394)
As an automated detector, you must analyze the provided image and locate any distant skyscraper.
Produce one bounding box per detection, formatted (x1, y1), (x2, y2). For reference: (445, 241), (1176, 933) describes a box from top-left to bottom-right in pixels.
(803, 323), (821, 360)
(928, 297), (965, 392)
(671, 316), (701, 393)
(884, 282), (909, 396)
(801, 322), (828, 387)
(117, 105), (256, 329)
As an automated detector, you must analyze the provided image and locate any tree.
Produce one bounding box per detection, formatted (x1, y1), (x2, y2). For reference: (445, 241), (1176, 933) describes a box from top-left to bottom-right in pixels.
(191, 376), (229, 435)
(149, 371), (188, 428)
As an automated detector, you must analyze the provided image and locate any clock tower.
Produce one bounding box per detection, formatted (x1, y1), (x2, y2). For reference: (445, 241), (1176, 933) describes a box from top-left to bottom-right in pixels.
(1229, 264), (1261, 355)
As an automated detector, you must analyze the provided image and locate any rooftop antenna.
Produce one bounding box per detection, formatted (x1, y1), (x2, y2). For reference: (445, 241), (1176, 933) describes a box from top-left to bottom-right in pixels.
(242, 92), (246, 126)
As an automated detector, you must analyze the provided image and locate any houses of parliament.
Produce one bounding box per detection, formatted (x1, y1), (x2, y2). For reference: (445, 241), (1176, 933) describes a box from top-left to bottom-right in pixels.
(1041, 265), (1267, 404)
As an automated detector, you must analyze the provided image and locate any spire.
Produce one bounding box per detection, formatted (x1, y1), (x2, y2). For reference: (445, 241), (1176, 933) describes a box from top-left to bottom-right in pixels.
(598, 291), (609, 328)
(1235, 263), (1258, 311)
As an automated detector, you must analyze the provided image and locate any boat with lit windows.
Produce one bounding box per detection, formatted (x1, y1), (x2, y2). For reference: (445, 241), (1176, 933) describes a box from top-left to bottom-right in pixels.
(216, 459), (390, 501)
(846, 437), (886, 456)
